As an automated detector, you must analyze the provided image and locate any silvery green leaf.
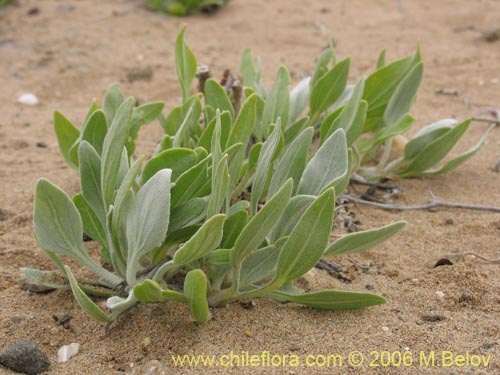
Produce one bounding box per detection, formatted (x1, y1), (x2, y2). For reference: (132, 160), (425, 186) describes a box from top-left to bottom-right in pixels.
(101, 97), (134, 208)
(377, 49), (387, 69)
(54, 111), (79, 170)
(64, 265), (112, 322)
(404, 119), (456, 160)
(173, 214), (225, 265)
(34, 178), (85, 258)
(142, 148), (197, 184)
(397, 119), (471, 177)
(173, 96), (202, 148)
(273, 188), (335, 283)
(78, 141), (105, 225)
(207, 155), (229, 218)
(284, 117), (310, 145)
(384, 62), (423, 127)
(133, 279), (187, 303)
(268, 127), (313, 197)
(270, 195), (315, 243)
(325, 77), (365, 145)
(197, 110), (231, 152)
(20, 268), (67, 292)
(171, 155), (211, 207)
(251, 121), (282, 214)
(126, 169), (172, 285)
(297, 128), (348, 196)
(130, 101), (165, 136)
(205, 78), (235, 121)
(176, 27), (197, 102)
(103, 84), (125, 126)
(309, 58), (350, 121)
(207, 248), (231, 266)
(260, 66), (290, 135)
(289, 77), (311, 124)
(361, 114), (415, 155)
(74, 194), (108, 250)
(345, 100), (367, 146)
(239, 49), (266, 97)
(239, 243), (280, 288)
(228, 200), (250, 215)
(162, 105), (182, 135)
(312, 48), (335, 86)
(221, 209), (248, 249)
(162, 224), (201, 252)
(270, 289), (385, 310)
(324, 221), (406, 256)
(231, 179), (293, 266)
(184, 269), (211, 323)
(417, 123), (494, 176)
(210, 110), (223, 181)
(168, 197), (208, 234)
(319, 106), (343, 144)
(331, 148), (353, 196)
(227, 93), (257, 148)
(81, 110), (107, 156)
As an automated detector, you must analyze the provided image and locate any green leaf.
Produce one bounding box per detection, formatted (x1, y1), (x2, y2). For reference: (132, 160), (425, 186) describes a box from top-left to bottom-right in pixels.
(162, 105), (182, 135)
(126, 169), (172, 285)
(231, 179), (293, 266)
(270, 195), (315, 243)
(173, 214), (225, 265)
(171, 156), (211, 207)
(274, 188), (335, 283)
(20, 268), (68, 292)
(251, 121), (282, 214)
(34, 178), (84, 257)
(384, 62), (423, 127)
(103, 84), (125, 126)
(239, 243), (280, 288)
(197, 111), (231, 152)
(78, 142), (105, 224)
(168, 197), (208, 234)
(268, 127), (313, 197)
(403, 119), (455, 160)
(74, 194), (108, 249)
(297, 129), (348, 196)
(312, 48), (335, 86)
(221, 209), (249, 249)
(227, 93), (257, 148)
(204, 78), (235, 120)
(54, 111), (80, 169)
(81, 110), (108, 156)
(173, 95), (202, 148)
(207, 155), (229, 218)
(398, 119), (471, 176)
(309, 58), (350, 121)
(130, 101), (165, 136)
(271, 289), (385, 310)
(284, 117), (310, 145)
(239, 49), (266, 97)
(101, 98), (134, 208)
(134, 279), (187, 303)
(64, 266), (111, 322)
(260, 66), (290, 135)
(176, 27), (197, 102)
(325, 222), (406, 256)
(184, 269), (211, 323)
(142, 148), (197, 184)
(376, 49), (386, 69)
(289, 77), (311, 123)
(418, 124), (494, 176)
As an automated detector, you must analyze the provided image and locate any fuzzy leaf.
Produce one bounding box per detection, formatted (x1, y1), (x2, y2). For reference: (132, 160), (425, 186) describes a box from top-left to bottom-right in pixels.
(270, 195), (315, 242)
(134, 279), (187, 303)
(176, 27), (197, 102)
(81, 110), (108, 156)
(184, 270), (211, 323)
(142, 148), (197, 184)
(289, 77), (311, 124)
(54, 111), (80, 169)
(205, 78), (235, 120)
(78, 142), (105, 224)
(221, 209), (249, 249)
(260, 66), (290, 135)
(103, 84), (125, 126)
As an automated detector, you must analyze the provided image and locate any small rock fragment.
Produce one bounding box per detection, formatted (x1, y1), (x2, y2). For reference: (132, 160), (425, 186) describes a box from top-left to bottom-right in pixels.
(434, 258), (453, 268)
(482, 28), (500, 42)
(0, 340), (50, 375)
(239, 300), (256, 309)
(421, 314), (447, 322)
(57, 343), (79, 363)
(459, 290), (473, 303)
(18, 94), (39, 106)
(381, 326), (390, 332)
(36, 141), (47, 148)
(127, 66), (153, 82)
(435, 291), (445, 298)
(27, 7), (40, 16)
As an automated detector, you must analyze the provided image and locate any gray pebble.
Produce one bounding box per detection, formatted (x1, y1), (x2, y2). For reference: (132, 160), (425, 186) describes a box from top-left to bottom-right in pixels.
(0, 340), (50, 375)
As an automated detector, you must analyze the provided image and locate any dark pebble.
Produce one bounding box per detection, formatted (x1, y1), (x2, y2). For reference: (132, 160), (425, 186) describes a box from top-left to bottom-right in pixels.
(459, 290), (473, 303)
(0, 208), (7, 221)
(36, 141), (47, 148)
(482, 342), (496, 350)
(11, 317), (21, 324)
(0, 340), (50, 375)
(434, 258), (453, 268)
(27, 7), (39, 16)
(421, 314), (447, 322)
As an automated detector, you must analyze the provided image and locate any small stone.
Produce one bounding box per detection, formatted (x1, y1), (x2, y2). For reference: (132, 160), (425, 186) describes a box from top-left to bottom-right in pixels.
(482, 28), (500, 42)
(27, 7), (40, 16)
(381, 326), (390, 332)
(244, 330), (252, 337)
(18, 94), (39, 106)
(142, 337), (151, 350)
(127, 66), (153, 82)
(0, 208), (7, 221)
(36, 141), (47, 148)
(421, 314), (447, 322)
(0, 340), (50, 375)
(459, 290), (473, 303)
(57, 343), (79, 363)
(435, 291), (445, 298)
(239, 300), (256, 309)
(365, 284), (375, 290)
(11, 317), (21, 324)
(49, 327), (59, 335)
(482, 342), (495, 350)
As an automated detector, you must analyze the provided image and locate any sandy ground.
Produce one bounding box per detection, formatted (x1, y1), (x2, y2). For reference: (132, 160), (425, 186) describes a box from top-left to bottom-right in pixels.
(0, 0), (499, 374)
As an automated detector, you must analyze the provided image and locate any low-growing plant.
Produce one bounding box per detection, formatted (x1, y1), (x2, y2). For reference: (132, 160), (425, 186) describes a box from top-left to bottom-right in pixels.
(27, 27), (488, 324)
(146, 0), (228, 16)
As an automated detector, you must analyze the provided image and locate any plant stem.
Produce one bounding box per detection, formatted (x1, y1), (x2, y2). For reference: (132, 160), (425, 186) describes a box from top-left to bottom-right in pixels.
(340, 192), (500, 213)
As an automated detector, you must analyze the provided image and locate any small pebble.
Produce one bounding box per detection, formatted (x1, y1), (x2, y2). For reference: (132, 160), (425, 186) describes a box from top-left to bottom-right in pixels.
(244, 330), (252, 337)
(18, 94), (39, 106)
(57, 343), (79, 363)
(36, 141), (47, 148)
(142, 337), (151, 350)
(381, 326), (390, 332)
(421, 314), (447, 322)
(435, 291), (445, 298)
(0, 208), (8, 221)
(459, 290), (473, 303)
(0, 340), (50, 375)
